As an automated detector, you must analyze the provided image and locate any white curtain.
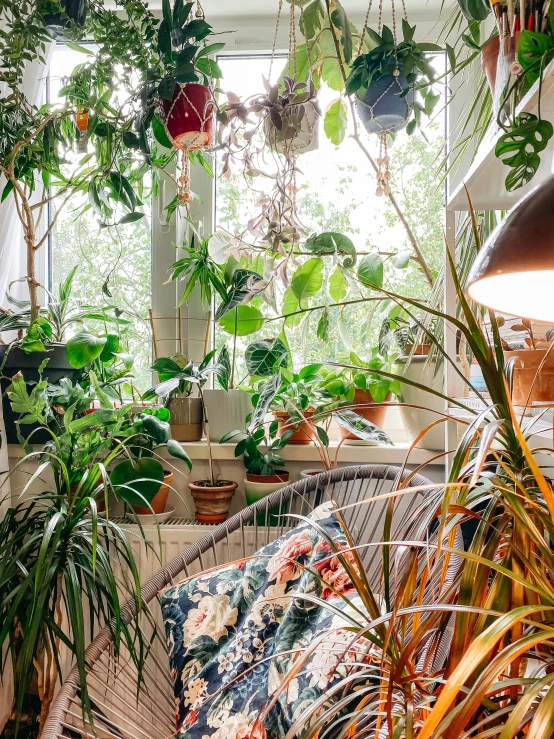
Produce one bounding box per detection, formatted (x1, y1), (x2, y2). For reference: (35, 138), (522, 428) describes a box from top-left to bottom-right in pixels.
(0, 42), (53, 732)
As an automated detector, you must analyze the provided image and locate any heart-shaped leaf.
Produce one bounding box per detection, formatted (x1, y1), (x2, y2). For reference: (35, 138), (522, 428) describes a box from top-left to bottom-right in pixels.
(111, 458), (165, 507)
(66, 331), (107, 369)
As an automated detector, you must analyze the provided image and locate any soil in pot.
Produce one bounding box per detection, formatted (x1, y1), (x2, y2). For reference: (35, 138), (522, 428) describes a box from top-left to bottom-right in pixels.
(160, 83), (215, 150)
(133, 470), (173, 515)
(0, 343), (81, 444)
(274, 411), (315, 445)
(338, 389), (390, 441)
(356, 68), (415, 134)
(244, 472), (290, 527)
(189, 479), (238, 524)
(504, 348), (554, 406)
(169, 396), (203, 442)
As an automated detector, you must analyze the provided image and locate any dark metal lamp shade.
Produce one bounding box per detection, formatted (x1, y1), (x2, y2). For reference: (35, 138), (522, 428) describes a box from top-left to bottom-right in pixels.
(466, 175), (554, 322)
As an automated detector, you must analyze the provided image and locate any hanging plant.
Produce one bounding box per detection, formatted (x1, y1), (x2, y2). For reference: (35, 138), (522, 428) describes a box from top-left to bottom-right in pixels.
(137, 0), (224, 203)
(41, 0), (88, 37)
(260, 76), (321, 156)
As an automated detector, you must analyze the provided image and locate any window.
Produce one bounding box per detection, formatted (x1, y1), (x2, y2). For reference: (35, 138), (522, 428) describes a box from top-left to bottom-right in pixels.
(47, 45), (153, 389)
(214, 54), (445, 378)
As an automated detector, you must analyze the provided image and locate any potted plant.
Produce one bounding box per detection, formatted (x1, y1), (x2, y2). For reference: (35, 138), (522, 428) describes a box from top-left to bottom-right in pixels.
(319, 349), (400, 444)
(270, 364), (324, 445)
(145, 349), (237, 523)
(260, 76), (321, 156)
(137, 1), (224, 154)
(221, 411), (292, 525)
(0, 269), (129, 444)
(345, 21), (441, 135)
(501, 319), (554, 407)
(112, 406), (192, 516)
(0, 373), (172, 734)
(142, 353), (203, 441)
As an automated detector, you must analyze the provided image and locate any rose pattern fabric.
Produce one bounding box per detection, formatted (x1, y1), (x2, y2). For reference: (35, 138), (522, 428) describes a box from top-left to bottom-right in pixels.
(161, 501), (378, 739)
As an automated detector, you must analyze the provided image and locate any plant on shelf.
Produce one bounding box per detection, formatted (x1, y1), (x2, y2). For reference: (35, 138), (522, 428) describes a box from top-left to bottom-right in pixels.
(0, 373), (177, 734)
(269, 363), (325, 445)
(143, 349), (238, 524)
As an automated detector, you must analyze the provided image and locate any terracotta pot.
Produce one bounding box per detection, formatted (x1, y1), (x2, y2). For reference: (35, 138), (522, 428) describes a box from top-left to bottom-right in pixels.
(189, 480), (238, 524)
(169, 396), (203, 441)
(338, 389), (391, 441)
(273, 410), (316, 445)
(481, 35), (500, 96)
(133, 470), (173, 515)
(405, 344), (431, 356)
(504, 348), (554, 406)
(160, 83), (215, 150)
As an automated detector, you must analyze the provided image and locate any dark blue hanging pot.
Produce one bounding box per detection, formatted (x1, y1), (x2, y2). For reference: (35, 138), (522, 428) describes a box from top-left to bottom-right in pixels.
(356, 69), (415, 134)
(43, 0), (88, 37)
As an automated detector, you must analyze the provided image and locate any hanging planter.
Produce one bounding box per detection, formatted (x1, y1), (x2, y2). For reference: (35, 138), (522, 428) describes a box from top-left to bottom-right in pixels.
(261, 79), (321, 156)
(159, 83), (215, 151)
(355, 66), (415, 134)
(42, 0), (87, 35)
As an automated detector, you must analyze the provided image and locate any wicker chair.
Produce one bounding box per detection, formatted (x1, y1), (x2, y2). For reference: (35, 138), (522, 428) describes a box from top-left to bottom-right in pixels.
(43, 464), (458, 739)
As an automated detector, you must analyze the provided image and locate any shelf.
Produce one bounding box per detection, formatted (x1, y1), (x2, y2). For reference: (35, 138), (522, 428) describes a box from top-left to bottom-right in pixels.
(447, 58), (554, 211)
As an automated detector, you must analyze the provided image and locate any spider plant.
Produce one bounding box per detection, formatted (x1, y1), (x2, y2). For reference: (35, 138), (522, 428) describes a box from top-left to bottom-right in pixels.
(263, 207), (554, 737)
(0, 370), (175, 736)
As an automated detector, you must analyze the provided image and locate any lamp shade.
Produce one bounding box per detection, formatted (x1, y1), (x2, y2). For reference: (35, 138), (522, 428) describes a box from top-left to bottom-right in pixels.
(466, 175), (554, 322)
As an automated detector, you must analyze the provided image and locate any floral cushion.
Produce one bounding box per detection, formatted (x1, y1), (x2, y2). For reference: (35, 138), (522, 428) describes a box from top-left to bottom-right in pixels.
(160, 501), (377, 739)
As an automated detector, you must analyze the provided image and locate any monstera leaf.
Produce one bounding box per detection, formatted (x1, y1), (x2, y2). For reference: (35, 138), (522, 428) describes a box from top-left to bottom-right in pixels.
(496, 113), (554, 191)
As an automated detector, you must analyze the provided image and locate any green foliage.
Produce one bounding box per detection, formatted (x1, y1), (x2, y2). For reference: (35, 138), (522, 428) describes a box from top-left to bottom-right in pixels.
(323, 98), (348, 145)
(358, 252), (384, 288)
(245, 338), (289, 377)
(455, 0), (490, 21)
(143, 349), (224, 402)
(218, 305), (265, 337)
(170, 236), (227, 310)
(221, 419), (292, 477)
(496, 113), (554, 191)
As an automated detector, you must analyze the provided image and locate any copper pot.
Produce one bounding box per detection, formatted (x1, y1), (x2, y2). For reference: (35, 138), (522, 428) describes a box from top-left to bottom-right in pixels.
(481, 35), (500, 96)
(504, 348), (554, 407)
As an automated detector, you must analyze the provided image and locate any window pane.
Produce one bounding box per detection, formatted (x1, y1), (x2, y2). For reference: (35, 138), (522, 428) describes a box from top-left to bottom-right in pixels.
(48, 46), (152, 390)
(214, 55), (445, 377)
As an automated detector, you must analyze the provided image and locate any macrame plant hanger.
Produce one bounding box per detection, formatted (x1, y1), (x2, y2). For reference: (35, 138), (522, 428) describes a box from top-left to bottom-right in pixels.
(357, 0), (410, 197)
(158, 0), (216, 205)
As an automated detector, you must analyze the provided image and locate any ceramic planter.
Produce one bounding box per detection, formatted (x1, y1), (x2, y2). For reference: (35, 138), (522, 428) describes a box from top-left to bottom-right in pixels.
(338, 389), (391, 442)
(0, 343), (81, 444)
(356, 69), (416, 134)
(44, 0), (87, 34)
(189, 480), (238, 524)
(160, 83), (215, 150)
(168, 396), (203, 442)
(203, 388), (253, 442)
(503, 348), (554, 406)
(273, 411), (315, 445)
(263, 102), (319, 155)
(481, 35), (500, 96)
(244, 472), (290, 526)
(133, 470), (173, 515)
(397, 356), (463, 451)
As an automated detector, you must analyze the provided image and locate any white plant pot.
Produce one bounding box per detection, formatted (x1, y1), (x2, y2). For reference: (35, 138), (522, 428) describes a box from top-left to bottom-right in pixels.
(397, 356), (464, 451)
(264, 102), (319, 156)
(244, 477), (289, 505)
(203, 388), (253, 442)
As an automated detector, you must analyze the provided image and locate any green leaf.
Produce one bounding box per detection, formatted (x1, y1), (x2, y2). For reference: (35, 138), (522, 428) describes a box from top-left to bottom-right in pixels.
(166, 438), (192, 470)
(329, 267), (348, 302)
(334, 409), (392, 444)
(7, 373), (47, 426)
(218, 305), (265, 336)
(65, 41), (94, 55)
(245, 338), (289, 376)
(330, 3), (353, 64)
(158, 19), (172, 55)
(323, 98), (348, 145)
(248, 371), (281, 433)
(152, 115), (173, 148)
(196, 42), (225, 59)
(66, 331), (107, 369)
(518, 30), (554, 86)
(196, 57), (223, 79)
(291, 258), (324, 302)
(495, 112), (554, 191)
(301, 0), (323, 38)
(282, 287), (304, 328)
(317, 308), (330, 342)
(109, 172), (136, 212)
(358, 253), (384, 288)
(162, 0), (172, 27)
(456, 0), (490, 20)
(111, 458), (164, 507)
(392, 251), (411, 269)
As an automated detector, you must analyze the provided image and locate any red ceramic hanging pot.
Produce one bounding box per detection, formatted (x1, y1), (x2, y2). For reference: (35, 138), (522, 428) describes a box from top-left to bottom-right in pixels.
(161, 83), (215, 150)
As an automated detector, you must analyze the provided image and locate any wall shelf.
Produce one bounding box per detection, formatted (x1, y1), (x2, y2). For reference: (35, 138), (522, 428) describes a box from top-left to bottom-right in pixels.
(447, 57), (554, 212)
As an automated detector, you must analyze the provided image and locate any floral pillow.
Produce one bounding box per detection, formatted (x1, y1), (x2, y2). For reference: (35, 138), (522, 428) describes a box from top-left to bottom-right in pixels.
(160, 501), (377, 739)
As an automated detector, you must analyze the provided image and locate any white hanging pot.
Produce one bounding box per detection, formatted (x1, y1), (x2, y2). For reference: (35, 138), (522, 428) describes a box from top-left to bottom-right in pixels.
(263, 101), (319, 156)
